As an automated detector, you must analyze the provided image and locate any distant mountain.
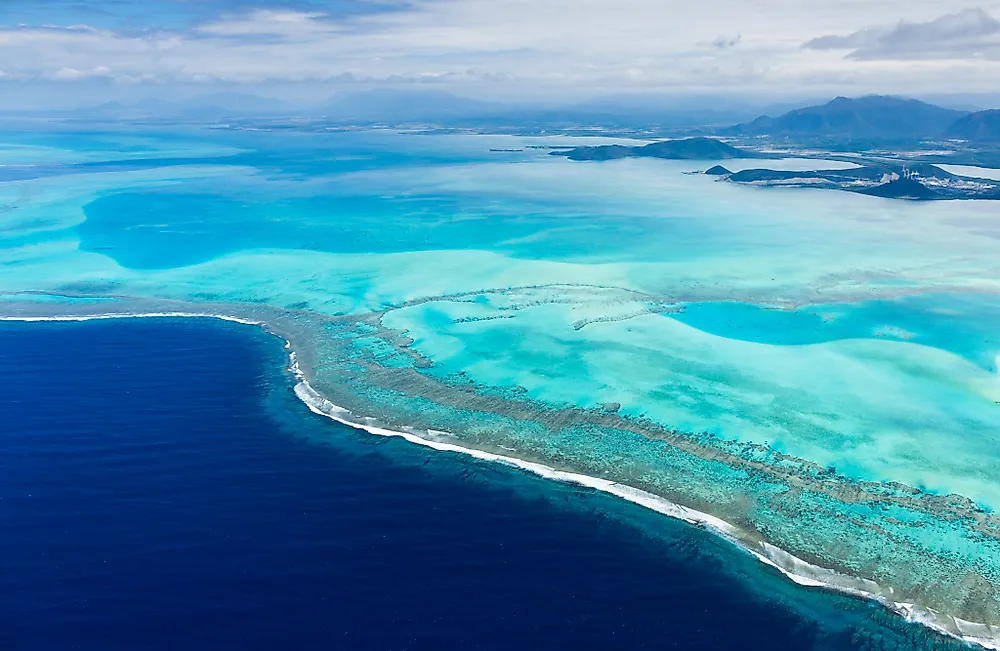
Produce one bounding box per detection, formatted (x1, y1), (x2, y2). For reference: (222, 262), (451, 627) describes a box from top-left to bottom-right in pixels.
(314, 90), (812, 128)
(726, 96), (968, 139)
(317, 89), (505, 122)
(179, 92), (290, 115)
(566, 95), (818, 127)
(69, 93), (291, 119)
(68, 101), (171, 119)
(944, 110), (1000, 142)
(558, 137), (753, 161)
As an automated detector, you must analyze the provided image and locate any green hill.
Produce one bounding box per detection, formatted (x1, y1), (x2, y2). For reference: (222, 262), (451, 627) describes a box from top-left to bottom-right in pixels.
(559, 137), (752, 161)
(944, 110), (1000, 142)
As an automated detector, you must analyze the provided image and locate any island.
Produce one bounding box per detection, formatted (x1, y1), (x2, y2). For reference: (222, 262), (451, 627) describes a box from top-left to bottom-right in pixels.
(553, 136), (757, 161)
(718, 162), (1000, 200)
(558, 137), (1000, 201)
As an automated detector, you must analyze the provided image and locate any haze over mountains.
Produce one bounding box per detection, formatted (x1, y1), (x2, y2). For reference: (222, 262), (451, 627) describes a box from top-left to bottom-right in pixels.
(726, 95), (1000, 142)
(724, 96), (968, 139)
(16, 90), (1000, 143)
(70, 93), (294, 120)
(317, 90), (501, 123)
(944, 110), (1000, 142)
(53, 89), (797, 128)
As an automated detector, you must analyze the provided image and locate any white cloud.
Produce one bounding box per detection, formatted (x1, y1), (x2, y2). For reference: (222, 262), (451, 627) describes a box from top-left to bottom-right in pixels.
(197, 9), (341, 38)
(0, 1), (998, 97)
(805, 8), (1000, 60)
(45, 65), (115, 81)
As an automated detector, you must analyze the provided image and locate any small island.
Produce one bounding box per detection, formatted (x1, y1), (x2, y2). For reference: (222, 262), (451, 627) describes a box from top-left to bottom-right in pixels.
(554, 137), (757, 161)
(559, 137), (1000, 201)
(719, 163), (1000, 201)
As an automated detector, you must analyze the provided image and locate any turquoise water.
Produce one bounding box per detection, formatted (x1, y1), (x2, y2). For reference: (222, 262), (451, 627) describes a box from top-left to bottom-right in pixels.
(2, 123), (1000, 640)
(673, 295), (1000, 371)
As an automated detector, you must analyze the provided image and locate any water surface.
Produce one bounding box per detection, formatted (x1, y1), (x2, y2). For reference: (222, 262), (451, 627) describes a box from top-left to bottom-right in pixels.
(1, 124), (999, 638)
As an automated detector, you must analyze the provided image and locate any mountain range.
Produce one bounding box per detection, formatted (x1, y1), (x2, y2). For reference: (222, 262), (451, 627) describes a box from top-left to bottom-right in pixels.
(67, 93), (293, 119)
(725, 96), (967, 139)
(944, 110), (1000, 142)
(724, 95), (999, 142)
(11, 90), (1000, 143)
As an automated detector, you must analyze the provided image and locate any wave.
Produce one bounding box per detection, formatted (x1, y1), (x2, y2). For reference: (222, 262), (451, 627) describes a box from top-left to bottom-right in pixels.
(286, 340), (1000, 650)
(3, 310), (998, 650)
(0, 312), (262, 326)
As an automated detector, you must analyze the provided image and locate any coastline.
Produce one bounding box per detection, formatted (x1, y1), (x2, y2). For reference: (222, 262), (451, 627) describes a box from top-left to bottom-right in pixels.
(3, 310), (998, 650)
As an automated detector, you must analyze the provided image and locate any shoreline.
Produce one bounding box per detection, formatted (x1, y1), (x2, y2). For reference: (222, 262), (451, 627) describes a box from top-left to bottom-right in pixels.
(3, 310), (998, 649)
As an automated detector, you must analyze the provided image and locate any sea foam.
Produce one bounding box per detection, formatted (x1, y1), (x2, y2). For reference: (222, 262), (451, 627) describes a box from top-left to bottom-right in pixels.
(288, 346), (1000, 651)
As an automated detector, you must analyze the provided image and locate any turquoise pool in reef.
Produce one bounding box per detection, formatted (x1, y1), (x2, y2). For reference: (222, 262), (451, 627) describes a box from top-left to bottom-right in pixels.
(3, 123), (1000, 646)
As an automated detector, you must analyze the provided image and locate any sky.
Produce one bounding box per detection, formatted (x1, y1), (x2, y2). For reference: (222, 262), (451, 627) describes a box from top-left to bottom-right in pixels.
(1, 0), (999, 107)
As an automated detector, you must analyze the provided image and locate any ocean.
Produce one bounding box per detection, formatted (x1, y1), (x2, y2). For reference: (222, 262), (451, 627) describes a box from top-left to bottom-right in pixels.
(3, 123), (1000, 645)
(0, 317), (965, 650)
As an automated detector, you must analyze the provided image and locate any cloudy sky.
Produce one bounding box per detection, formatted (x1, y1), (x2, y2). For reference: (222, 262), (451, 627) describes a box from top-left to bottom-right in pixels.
(2, 0), (999, 106)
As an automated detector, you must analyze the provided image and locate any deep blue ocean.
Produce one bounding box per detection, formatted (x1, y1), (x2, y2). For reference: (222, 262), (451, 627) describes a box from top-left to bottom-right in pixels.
(0, 318), (963, 651)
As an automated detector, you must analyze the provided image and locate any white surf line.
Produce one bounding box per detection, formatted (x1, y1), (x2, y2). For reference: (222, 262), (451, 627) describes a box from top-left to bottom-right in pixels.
(4, 310), (998, 649)
(0, 312), (262, 326)
(290, 376), (1000, 650)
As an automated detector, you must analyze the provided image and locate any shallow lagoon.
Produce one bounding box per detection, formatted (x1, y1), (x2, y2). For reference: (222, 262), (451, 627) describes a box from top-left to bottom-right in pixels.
(2, 124), (1000, 644)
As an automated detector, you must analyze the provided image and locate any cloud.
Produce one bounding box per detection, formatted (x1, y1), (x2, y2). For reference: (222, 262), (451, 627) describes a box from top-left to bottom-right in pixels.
(196, 9), (341, 39)
(0, 0), (998, 99)
(712, 34), (743, 49)
(46, 66), (114, 81)
(804, 7), (1000, 60)
(0, 2), (798, 89)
